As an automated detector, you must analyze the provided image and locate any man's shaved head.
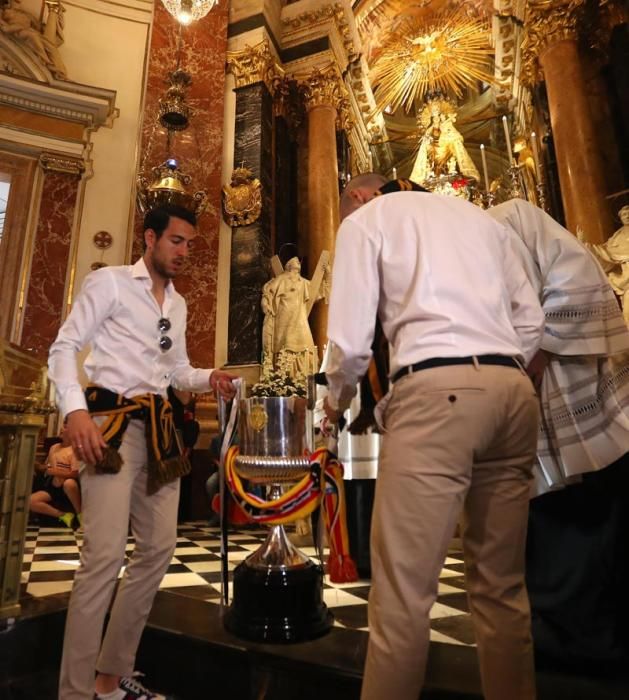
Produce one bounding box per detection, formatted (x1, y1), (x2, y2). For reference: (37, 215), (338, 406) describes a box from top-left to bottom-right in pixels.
(340, 172), (387, 220)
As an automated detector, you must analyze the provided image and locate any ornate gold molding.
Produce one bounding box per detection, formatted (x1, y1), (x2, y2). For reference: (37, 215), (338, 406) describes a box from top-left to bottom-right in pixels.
(226, 40), (284, 91)
(299, 65), (347, 115)
(272, 75), (305, 130)
(521, 0), (584, 85)
(39, 152), (85, 176)
(281, 2), (358, 63)
(493, 0), (524, 110)
(222, 166), (262, 227)
(590, 0), (629, 56)
(519, 0), (623, 85)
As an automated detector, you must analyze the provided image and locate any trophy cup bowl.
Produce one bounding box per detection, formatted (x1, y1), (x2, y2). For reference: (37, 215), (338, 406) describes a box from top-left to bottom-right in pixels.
(224, 396), (333, 642)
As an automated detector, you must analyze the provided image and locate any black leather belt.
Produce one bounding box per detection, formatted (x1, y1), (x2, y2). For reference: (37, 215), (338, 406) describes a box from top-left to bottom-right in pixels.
(391, 355), (520, 384)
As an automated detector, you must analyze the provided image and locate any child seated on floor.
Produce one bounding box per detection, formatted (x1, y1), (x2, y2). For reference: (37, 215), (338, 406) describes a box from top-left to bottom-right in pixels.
(30, 426), (82, 529)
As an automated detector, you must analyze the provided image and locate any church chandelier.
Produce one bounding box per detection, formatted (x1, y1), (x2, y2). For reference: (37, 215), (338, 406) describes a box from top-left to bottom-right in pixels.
(160, 0), (217, 25)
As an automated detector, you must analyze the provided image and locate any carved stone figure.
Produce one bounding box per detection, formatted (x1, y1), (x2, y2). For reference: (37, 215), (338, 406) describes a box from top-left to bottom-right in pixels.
(581, 206), (629, 325)
(0, 0), (67, 79)
(410, 96), (480, 187)
(261, 256), (329, 383)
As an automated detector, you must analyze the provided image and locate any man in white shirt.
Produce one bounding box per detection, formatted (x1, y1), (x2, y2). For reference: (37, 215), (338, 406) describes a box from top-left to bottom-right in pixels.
(323, 175), (544, 700)
(49, 204), (236, 700)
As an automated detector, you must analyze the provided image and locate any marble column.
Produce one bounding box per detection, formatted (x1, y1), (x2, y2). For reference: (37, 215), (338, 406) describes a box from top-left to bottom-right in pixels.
(540, 41), (614, 242)
(524, 1), (614, 242)
(273, 83), (299, 260)
(20, 157), (83, 360)
(226, 82), (273, 365)
(301, 67), (344, 354)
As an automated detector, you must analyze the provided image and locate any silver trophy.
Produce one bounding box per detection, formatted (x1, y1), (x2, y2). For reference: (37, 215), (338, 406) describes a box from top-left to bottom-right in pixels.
(224, 395), (333, 642)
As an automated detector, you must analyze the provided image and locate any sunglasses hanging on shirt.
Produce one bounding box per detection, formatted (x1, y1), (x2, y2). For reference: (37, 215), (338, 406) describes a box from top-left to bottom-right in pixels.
(158, 317), (172, 352)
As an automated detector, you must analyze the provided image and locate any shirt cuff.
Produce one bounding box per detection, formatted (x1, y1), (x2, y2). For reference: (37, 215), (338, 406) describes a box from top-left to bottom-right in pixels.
(60, 387), (88, 418)
(190, 368), (213, 394)
(326, 381), (357, 414)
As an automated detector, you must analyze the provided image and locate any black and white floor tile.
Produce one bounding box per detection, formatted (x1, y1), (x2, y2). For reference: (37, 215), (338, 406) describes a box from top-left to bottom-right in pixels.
(21, 522), (475, 647)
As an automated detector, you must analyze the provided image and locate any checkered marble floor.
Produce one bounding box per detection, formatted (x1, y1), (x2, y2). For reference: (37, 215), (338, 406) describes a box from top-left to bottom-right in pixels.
(21, 521), (475, 647)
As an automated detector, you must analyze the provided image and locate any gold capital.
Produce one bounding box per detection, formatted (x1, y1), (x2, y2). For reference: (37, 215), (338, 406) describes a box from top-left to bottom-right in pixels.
(299, 66), (347, 114)
(226, 40), (284, 91)
(521, 0), (585, 85)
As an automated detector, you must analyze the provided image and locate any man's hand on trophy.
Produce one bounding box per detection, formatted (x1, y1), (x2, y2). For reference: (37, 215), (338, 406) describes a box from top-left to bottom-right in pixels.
(210, 370), (238, 401)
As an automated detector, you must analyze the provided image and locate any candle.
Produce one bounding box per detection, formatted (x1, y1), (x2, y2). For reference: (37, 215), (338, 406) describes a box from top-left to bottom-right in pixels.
(392, 167), (397, 179)
(480, 144), (490, 191)
(530, 131), (542, 181)
(502, 115), (514, 165)
(368, 152), (373, 170)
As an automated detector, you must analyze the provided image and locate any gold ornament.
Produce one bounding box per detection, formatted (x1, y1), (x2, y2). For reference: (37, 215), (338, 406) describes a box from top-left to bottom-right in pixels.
(520, 0), (585, 85)
(249, 404), (268, 432)
(370, 5), (493, 113)
(226, 40), (284, 91)
(222, 167), (262, 227)
(137, 158), (208, 217)
(299, 65), (347, 113)
(159, 69), (192, 131)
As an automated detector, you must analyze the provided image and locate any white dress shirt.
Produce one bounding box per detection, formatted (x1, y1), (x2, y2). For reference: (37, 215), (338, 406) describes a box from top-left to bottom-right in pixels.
(326, 192), (545, 411)
(49, 257), (212, 417)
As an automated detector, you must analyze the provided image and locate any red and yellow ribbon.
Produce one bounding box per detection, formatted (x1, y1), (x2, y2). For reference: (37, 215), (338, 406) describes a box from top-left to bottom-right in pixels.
(224, 446), (358, 583)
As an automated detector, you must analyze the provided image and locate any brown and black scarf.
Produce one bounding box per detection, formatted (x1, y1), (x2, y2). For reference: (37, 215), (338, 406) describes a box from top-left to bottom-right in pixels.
(85, 385), (190, 495)
(348, 178), (427, 434)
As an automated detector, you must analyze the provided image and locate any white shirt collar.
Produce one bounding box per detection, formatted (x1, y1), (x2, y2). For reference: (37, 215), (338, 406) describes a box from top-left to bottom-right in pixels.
(132, 256), (175, 295)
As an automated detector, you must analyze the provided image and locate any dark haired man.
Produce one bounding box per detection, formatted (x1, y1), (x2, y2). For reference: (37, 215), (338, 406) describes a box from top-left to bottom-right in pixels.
(49, 204), (236, 700)
(324, 175), (544, 700)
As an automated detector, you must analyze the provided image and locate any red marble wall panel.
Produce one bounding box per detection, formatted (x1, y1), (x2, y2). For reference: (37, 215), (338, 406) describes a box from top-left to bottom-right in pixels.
(134, 0), (229, 369)
(21, 171), (79, 361)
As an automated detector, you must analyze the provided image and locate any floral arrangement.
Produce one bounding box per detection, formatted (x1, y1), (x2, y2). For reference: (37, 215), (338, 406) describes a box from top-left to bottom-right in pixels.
(250, 350), (307, 398)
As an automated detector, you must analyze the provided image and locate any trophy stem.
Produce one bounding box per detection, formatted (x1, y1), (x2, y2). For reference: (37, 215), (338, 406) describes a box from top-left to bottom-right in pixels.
(246, 486), (310, 569)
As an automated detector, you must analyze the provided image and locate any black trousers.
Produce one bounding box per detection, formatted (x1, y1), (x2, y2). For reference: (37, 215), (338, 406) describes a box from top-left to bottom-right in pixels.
(526, 453), (629, 669)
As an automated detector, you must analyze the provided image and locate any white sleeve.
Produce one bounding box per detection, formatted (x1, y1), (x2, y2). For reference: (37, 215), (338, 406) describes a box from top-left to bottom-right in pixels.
(169, 303), (213, 393)
(48, 269), (118, 417)
(325, 218), (380, 412)
(502, 233), (545, 364)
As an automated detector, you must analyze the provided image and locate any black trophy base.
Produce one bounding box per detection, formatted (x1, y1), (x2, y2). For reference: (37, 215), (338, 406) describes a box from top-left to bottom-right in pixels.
(224, 559), (333, 643)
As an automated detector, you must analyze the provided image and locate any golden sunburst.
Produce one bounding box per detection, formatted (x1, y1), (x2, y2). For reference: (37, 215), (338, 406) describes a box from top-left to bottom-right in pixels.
(370, 6), (494, 113)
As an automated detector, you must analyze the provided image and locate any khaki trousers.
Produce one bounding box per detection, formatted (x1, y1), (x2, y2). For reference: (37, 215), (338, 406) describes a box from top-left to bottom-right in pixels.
(59, 420), (180, 700)
(361, 364), (539, 700)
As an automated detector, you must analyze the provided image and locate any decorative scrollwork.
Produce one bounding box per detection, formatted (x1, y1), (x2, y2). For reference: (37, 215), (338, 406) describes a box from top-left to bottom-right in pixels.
(222, 166), (262, 227)
(281, 2), (357, 63)
(299, 65), (348, 114)
(521, 0), (586, 85)
(39, 153), (84, 175)
(226, 40), (284, 91)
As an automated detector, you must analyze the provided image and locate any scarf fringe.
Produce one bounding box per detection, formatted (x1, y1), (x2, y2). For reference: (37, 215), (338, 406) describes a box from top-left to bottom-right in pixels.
(147, 455), (191, 495)
(93, 447), (123, 475)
